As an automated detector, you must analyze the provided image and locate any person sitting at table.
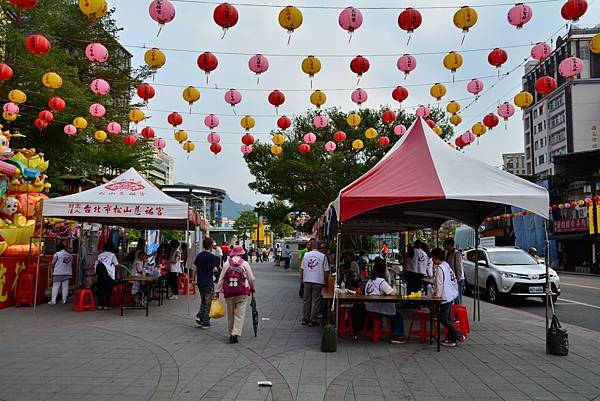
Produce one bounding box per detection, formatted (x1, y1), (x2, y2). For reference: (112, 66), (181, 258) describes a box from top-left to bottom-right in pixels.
(364, 258), (406, 344)
(339, 252), (360, 289)
(430, 248), (466, 347)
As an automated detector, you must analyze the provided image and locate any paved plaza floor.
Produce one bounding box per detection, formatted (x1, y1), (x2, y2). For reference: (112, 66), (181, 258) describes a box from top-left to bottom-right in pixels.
(1, 262), (599, 401)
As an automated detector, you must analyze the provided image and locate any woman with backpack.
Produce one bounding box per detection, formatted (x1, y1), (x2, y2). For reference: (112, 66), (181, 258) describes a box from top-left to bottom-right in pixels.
(215, 245), (256, 344)
(95, 242), (120, 310)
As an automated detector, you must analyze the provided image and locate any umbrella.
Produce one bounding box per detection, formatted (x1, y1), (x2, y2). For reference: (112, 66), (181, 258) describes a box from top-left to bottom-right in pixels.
(251, 294), (259, 337)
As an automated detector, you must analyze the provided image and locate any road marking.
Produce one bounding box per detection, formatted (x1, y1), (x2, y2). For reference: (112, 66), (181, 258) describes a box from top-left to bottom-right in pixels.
(559, 282), (600, 290)
(558, 298), (600, 310)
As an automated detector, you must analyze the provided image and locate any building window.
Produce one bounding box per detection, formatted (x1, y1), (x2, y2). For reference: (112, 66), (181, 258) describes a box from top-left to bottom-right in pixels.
(534, 140), (539, 150)
(550, 128), (566, 145)
(506, 162), (514, 169)
(537, 122), (543, 132)
(543, 120), (546, 129)
(548, 95), (564, 111)
(580, 45), (590, 60)
(538, 154), (545, 165)
(524, 116), (530, 127)
(549, 112), (565, 128)
(533, 110), (538, 118)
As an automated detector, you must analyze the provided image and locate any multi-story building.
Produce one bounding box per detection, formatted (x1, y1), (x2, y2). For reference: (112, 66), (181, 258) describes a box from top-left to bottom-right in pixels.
(147, 151), (174, 186)
(522, 26), (600, 178)
(502, 152), (526, 175)
(162, 184), (226, 224)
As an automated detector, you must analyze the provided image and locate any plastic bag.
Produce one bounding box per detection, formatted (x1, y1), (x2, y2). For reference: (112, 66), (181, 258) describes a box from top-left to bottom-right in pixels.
(209, 297), (224, 319)
(547, 314), (568, 356)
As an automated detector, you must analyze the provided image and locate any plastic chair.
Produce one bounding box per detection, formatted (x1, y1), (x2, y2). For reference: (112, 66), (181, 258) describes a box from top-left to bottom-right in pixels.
(72, 289), (95, 312)
(452, 304), (470, 336)
(363, 312), (392, 343)
(111, 284), (123, 307)
(15, 274), (35, 307)
(408, 310), (431, 344)
(338, 307), (355, 339)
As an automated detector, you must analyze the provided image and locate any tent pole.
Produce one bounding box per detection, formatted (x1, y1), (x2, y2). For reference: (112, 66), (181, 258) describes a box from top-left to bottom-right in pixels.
(474, 230), (480, 322)
(185, 211), (190, 316)
(333, 228), (341, 338)
(544, 220), (550, 354)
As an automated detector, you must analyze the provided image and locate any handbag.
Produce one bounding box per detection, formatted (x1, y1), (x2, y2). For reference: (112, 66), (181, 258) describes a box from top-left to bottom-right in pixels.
(209, 297), (225, 319)
(547, 314), (568, 356)
(321, 324), (337, 352)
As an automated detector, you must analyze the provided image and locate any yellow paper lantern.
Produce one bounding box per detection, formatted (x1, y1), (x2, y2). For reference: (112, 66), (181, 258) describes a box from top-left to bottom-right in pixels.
(182, 86), (200, 106)
(347, 113), (361, 128)
(301, 55), (321, 78)
(8, 89), (26, 104)
(3, 112), (17, 122)
(364, 127), (378, 140)
(240, 115), (255, 131)
(73, 117), (88, 130)
(42, 72), (62, 90)
(310, 90), (326, 108)
(272, 133), (285, 146)
(453, 6), (478, 33)
(278, 6), (303, 33)
(449, 114), (462, 127)
(514, 91), (534, 110)
(433, 127), (443, 136)
(144, 48), (166, 70)
(443, 51), (463, 73)
(271, 145), (283, 155)
(577, 199), (585, 206)
(430, 83), (447, 101)
(79, 0), (106, 18)
(94, 0), (108, 19)
(94, 130), (107, 142)
(471, 122), (487, 137)
(128, 108), (145, 124)
(352, 139), (364, 150)
(182, 141), (195, 153)
(591, 33), (600, 54)
(174, 130), (188, 143)
(446, 101), (461, 114)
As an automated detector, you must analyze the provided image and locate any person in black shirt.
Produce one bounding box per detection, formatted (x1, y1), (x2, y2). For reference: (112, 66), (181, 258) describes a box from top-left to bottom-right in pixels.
(194, 237), (220, 328)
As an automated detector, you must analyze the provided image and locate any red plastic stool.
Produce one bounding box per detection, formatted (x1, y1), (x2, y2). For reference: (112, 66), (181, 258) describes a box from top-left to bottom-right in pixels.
(111, 284), (123, 307)
(408, 310), (431, 344)
(363, 312), (392, 343)
(452, 304), (470, 336)
(15, 273), (35, 307)
(338, 307), (355, 338)
(72, 289), (95, 312)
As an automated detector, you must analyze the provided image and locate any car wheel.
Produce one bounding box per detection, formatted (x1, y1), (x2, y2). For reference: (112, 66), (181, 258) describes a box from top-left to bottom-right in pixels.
(486, 280), (501, 304)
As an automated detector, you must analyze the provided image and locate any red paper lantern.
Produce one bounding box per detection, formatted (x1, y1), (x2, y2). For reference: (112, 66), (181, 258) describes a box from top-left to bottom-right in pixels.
(9, 0), (38, 9)
(277, 115), (292, 130)
(299, 143), (311, 154)
(241, 133), (255, 145)
(25, 34), (51, 56)
(197, 51), (218, 82)
(483, 113), (499, 130)
(488, 47), (508, 69)
(213, 2), (239, 32)
(593, 195), (600, 203)
(268, 90), (285, 112)
(333, 131), (347, 143)
(124, 135), (137, 146)
(398, 7), (422, 34)
(137, 83), (155, 102)
(570, 201), (578, 208)
(561, 0), (587, 22)
(426, 119), (436, 129)
(391, 86), (409, 104)
(455, 137), (465, 148)
(378, 136), (390, 147)
(38, 109), (53, 123)
(34, 118), (48, 131)
(141, 126), (156, 140)
(382, 109), (397, 125)
(350, 55), (370, 78)
(535, 76), (556, 97)
(48, 96), (65, 112)
(0, 63), (14, 83)
(210, 143), (222, 155)
(167, 112), (183, 127)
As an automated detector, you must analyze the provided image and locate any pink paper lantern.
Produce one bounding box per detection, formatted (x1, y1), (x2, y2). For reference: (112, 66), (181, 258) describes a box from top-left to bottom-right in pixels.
(558, 56), (584, 80)
(3, 102), (19, 114)
(106, 121), (121, 134)
(467, 79), (484, 97)
(224, 89), (242, 110)
(394, 124), (407, 136)
(241, 144), (253, 155)
(460, 131), (476, 144)
(85, 43), (108, 64)
(64, 124), (77, 136)
(531, 42), (551, 62)
(351, 88), (368, 107)
(248, 54), (269, 83)
(507, 3), (533, 29)
(89, 103), (106, 118)
(497, 102), (515, 121)
(324, 140), (337, 153)
(397, 54), (417, 77)
(204, 114), (220, 129)
(154, 137), (167, 150)
(415, 105), (430, 118)
(313, 115), (328, 129)
(207, 132), (221, 144)
(149, 0), (176, 26)
(303, 132), (317, 144)
(338, 7), (363, 34)
(90, 79), (110, 96)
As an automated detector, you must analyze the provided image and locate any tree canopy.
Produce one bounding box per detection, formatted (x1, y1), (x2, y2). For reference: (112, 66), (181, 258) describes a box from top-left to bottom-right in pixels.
(256, 199), (294, 239)
(233, 210), (258, 241)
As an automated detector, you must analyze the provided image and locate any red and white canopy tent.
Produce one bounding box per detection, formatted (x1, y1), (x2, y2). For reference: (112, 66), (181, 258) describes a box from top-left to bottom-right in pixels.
(328, 117), (549, 234)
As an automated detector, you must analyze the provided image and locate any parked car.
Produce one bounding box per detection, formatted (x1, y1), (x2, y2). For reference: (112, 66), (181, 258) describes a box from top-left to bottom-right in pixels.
(462, 247), (560, 303)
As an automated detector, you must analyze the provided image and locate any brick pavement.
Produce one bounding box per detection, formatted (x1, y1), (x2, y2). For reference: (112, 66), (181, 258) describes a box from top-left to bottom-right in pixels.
(0, 261), (599, 401)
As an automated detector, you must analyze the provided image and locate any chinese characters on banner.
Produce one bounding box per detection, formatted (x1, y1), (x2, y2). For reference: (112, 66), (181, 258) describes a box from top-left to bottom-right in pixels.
(66, 203), (165, 217)
(553, 218), (588, 233)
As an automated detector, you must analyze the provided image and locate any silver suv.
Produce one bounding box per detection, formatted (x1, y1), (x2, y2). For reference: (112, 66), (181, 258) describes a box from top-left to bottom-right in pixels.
(462, 247), (560, 303)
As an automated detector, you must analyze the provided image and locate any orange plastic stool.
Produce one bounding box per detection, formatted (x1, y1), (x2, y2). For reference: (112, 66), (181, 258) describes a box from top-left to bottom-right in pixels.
(452, 304), (470, 336)
(338, 307), (355, 338)
(363, 312), (392, 343)
(72, 289), (95, 312)
(408, 310), (431, 344)
(15, 273), (35, 307)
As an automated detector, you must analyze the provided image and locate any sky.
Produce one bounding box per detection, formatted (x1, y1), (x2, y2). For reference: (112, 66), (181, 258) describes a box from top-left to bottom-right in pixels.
(112, 0), (600, 205)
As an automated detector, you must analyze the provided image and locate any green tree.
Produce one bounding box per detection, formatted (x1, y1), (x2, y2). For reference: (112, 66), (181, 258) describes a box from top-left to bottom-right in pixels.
(244, 106), (453, 224)
(258, 199), (294, 239)
(233, 210), (258, 241)
(0, 0), (154, 190)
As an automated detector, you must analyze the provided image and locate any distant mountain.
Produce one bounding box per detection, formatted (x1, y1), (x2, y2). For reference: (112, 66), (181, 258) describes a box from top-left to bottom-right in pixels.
(222, 195), (253, 220)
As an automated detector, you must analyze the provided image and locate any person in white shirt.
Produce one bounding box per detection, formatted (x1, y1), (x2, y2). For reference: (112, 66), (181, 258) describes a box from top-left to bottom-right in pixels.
(365, 258), (406, 344)
(167, 239), (182, 300)
(212, 242), (223, 266)
(404, 241), (428, 293)
(95, 242), (120, 310)
(49, 243), (73, 304)
(431, 248), (465, 347)
(131, 250), (148, 304)
(301, 240), (329, 326)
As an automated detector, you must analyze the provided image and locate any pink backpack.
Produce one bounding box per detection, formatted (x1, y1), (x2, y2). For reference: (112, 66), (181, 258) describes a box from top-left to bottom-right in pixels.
(223, 258), (249, 298)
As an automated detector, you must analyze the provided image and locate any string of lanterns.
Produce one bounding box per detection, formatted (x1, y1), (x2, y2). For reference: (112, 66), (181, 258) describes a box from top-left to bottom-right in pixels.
(486, 196), (600, 222)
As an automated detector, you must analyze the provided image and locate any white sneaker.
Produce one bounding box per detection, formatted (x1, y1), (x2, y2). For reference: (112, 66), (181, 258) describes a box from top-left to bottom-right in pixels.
(169, 295), (178, 300)
(48, 301), (56, 305)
